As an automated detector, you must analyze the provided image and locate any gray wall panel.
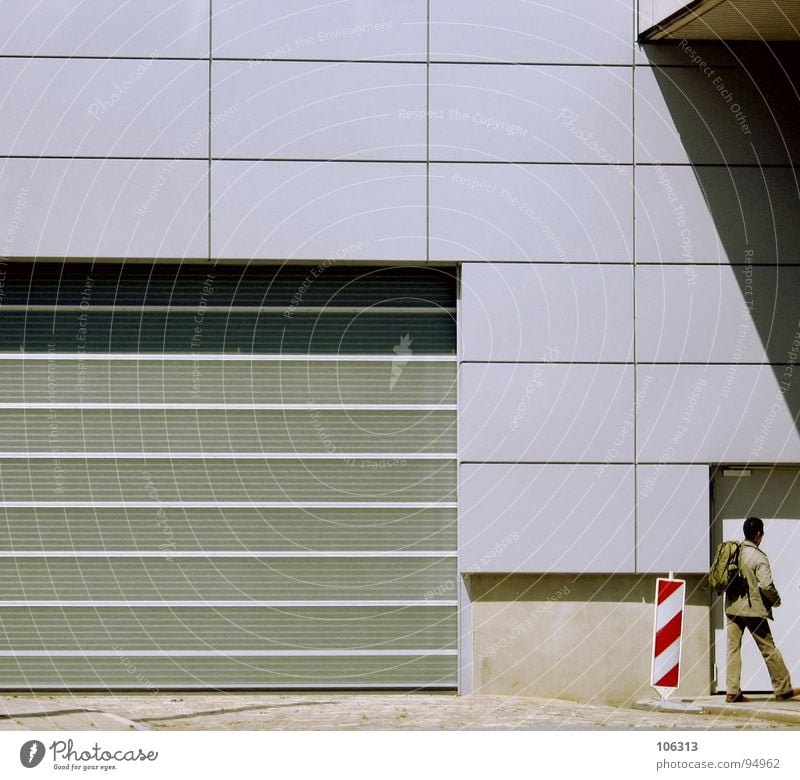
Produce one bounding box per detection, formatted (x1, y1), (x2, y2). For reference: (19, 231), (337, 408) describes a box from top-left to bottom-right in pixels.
(636, 464), (710, 573)
(430, 65), (632, 163)
(0, 59), (209, 158)
(212, 161), (426, 260)
(636, 365), (800, 463)
(213, 0), (427, 60)
(0, 0), (208, 57)
(461, 263), (633, 362)
(430, 0), (634, 64)
(212, 61), (427, 160)
(430, 163), (633, 262)
(0, 159), (207, 258)
(460, 364), (634, 462)
(460, 464), (635, 573)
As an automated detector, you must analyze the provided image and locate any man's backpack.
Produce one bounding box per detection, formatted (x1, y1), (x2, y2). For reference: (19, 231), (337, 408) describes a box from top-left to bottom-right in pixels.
(709, 540), (743, 594)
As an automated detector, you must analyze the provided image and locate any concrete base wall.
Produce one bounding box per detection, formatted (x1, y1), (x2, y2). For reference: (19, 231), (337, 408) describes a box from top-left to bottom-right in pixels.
(470, 574), (711, 706)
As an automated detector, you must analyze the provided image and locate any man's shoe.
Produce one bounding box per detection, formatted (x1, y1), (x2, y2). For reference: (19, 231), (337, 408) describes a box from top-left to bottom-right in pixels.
(775, 688), (800, 700)
(726, 693), (750, 703)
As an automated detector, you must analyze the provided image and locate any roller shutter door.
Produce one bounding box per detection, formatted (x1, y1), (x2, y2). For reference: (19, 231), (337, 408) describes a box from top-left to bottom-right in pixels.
(0, 263), (457, 689)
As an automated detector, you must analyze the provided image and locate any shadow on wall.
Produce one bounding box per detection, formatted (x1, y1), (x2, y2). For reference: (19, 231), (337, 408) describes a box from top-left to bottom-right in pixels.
(469, 572), (709, 606)
(640, 41), (800, 438)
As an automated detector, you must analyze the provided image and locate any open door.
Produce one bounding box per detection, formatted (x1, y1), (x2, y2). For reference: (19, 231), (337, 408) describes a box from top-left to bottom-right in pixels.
(712, 467), (800, 693)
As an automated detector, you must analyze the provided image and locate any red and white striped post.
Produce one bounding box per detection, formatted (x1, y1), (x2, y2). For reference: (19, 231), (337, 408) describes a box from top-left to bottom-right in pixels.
(650, 574), (686, 700)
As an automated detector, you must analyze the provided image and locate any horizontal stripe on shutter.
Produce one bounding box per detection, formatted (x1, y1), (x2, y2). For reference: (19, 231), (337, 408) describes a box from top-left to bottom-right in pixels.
(0, 358), (456, 405)
(0, 606), (457, 651)
(0, 409), (455, 453)
(0, 507), (456, 551)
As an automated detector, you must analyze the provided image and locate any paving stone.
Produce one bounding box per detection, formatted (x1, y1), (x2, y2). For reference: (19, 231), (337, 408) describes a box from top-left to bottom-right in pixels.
(0, 693), (796, 731)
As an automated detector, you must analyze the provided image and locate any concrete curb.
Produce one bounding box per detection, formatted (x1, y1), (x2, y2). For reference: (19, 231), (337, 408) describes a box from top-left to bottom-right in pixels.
(633, 696), (800, 727)
(695, 703), (800, 727)
(633, 699), (704, 714)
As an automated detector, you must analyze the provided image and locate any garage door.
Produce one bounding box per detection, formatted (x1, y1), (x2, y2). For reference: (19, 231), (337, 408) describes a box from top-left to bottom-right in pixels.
(0, 262), (457, 689)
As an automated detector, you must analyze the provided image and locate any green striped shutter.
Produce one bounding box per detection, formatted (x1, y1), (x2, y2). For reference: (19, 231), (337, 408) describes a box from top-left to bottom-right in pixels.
(0, 263), (457, 689)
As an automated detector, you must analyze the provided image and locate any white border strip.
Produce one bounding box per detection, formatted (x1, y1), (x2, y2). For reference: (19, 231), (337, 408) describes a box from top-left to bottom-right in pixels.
(0, 649), (458, 657)
(0, 502), (458, 509)
(0, 403), (456, 411)
(0, 600), (457, 608)
(0, 452), (455, 460)
(3, 306), (455, 315)
(0, 353), (457, 362)
(0, 551), (456, 558)
(0, 683), (456, 689)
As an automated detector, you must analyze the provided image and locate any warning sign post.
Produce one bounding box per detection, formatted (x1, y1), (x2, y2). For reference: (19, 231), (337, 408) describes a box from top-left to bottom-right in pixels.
(650, 575), (686, 700)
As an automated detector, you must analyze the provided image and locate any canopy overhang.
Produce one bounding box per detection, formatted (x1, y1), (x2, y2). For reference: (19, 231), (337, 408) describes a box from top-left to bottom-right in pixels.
(640, 0), (800, 41)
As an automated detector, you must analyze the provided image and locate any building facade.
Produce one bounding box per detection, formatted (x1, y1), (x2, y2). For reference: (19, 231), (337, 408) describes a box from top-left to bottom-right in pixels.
(0, 1), (798, 704)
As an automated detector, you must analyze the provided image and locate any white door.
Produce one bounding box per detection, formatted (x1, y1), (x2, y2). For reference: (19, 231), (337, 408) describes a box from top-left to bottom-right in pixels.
(713, 468), (800, 692)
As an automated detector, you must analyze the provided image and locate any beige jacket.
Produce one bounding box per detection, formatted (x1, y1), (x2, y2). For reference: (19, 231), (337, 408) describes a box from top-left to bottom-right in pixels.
(725, 540), (781, 620)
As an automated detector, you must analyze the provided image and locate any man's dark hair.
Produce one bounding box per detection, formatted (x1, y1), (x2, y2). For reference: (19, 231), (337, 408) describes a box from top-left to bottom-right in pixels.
(743, 516), (764, 541)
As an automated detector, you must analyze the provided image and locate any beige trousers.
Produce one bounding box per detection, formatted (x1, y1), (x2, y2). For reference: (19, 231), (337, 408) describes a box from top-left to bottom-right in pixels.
(726, 616), (792, 696)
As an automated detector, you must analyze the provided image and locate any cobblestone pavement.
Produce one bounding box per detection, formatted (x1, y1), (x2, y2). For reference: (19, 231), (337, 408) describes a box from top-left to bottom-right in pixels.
(1, 693), (798, 731)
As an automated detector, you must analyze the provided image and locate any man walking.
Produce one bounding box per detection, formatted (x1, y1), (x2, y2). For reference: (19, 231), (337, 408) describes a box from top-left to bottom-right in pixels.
(725, 516), (800, 703)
